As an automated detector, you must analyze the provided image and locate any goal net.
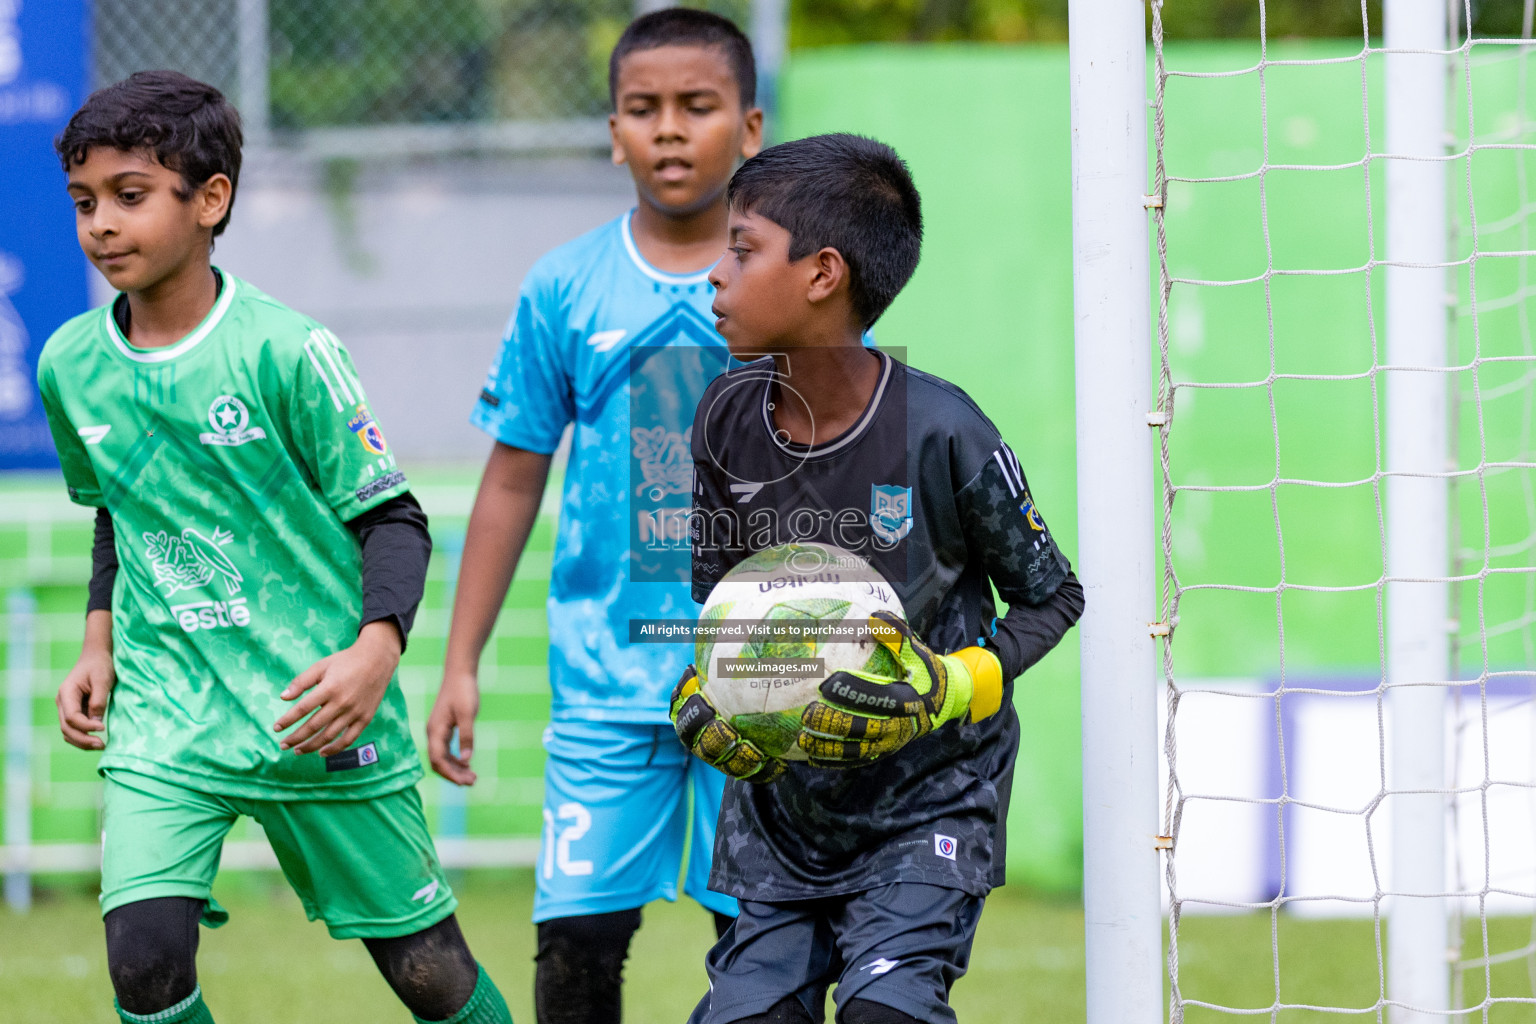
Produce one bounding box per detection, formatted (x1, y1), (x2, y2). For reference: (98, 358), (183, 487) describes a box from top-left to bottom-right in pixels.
(1149, 1), (1536, 1021)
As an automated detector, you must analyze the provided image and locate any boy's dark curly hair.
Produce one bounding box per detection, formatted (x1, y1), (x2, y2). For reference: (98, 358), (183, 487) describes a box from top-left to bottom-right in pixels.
(56, 70), (243, 238)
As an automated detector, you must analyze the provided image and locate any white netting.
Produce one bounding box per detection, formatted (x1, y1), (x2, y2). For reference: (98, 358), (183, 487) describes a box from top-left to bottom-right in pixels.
(1447, 6), (1536, 1016)
(1151, 1), (1536, 1020)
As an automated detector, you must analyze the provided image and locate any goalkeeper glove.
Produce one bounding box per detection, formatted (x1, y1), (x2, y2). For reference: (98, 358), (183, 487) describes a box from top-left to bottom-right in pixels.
(800, 611), (1004, 766)
(670, 665), (786, 784)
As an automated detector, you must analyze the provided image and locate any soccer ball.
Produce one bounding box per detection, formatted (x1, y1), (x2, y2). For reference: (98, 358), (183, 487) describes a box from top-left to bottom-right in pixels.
(694, 542), (906, 761)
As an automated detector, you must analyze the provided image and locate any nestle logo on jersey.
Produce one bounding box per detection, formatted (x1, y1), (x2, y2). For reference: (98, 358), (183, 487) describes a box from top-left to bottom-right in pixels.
(171, 597), (251, 632)
(144, 525), (243, 598)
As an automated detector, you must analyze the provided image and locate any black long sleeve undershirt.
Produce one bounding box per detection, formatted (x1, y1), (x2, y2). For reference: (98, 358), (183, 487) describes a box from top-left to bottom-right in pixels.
(86, 493), (432, 650)
(87, 507), (118, 614)
(345, 492), (433, 648)
(984, 570), (1085, 682)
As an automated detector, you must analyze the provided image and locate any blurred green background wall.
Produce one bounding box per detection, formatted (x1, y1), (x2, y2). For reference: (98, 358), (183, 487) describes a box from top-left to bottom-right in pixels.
(779, 40), (1534, 891)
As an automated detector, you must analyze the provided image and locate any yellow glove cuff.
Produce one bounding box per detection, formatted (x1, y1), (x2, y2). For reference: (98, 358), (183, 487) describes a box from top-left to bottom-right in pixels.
(675, 672), (701, 704)
(951, 647), (1004, 722)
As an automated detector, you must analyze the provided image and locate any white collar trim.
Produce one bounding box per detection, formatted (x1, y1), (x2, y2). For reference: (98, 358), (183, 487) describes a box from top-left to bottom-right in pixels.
(761, 350), (893, 457)
(105, 273), (238, 364)
(620, 210), (715, 285)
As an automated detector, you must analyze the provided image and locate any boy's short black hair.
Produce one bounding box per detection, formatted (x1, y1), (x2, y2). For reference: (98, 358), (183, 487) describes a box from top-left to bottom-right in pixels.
(728, 134), (922, 329)
(56, 70), (243, 238)
(609, 8), (756, 109)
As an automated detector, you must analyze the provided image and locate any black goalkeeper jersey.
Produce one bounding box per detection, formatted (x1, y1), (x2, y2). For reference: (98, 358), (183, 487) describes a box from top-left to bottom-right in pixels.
(690, 351), (1085, 900)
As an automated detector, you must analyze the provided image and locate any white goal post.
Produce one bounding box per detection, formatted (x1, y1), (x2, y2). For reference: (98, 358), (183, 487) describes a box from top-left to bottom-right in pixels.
(1382, 0), (1450, 1018)
(1066, 0), (1163, 1022)
(1068, 0), (1499, 1021)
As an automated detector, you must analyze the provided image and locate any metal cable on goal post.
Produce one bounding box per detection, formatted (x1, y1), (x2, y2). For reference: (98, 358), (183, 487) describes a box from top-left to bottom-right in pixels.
(1143, 1), (1536, 1023)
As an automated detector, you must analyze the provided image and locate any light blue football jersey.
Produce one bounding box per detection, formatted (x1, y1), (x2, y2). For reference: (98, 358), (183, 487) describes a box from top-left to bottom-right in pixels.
(473, 211), (731, 723)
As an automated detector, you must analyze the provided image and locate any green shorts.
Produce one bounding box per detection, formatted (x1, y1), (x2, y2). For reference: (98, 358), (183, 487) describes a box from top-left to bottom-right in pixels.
(100, 769), (456, 940)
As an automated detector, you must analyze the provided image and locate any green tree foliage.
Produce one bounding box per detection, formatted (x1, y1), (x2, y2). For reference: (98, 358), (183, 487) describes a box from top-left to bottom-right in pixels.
(270, 0), (496, 127)
(1155, 0), (1383, 39)
(791, 0), (1535, 47)
(261, 0), (1536, 128)
(790, 0), (1067, 46)
(268, 0), (753, 129)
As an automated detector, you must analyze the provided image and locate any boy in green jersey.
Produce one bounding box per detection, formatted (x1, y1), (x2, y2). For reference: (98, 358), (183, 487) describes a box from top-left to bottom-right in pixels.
(38, 71), (514, 1024)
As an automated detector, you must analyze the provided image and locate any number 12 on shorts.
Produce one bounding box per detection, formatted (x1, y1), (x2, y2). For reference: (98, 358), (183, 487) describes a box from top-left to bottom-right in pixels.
(542, 801), (594, 878)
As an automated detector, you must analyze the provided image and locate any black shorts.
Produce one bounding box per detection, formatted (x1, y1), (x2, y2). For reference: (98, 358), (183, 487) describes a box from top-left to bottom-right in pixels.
(686, 882), (984, 1024)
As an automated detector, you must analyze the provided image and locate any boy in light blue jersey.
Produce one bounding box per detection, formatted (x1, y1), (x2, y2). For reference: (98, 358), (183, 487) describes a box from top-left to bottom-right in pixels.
(426, 9), (761, 1022)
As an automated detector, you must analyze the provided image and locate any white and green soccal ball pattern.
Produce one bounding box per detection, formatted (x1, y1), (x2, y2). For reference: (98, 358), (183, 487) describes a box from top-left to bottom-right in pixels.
(695, 542), (906, 761)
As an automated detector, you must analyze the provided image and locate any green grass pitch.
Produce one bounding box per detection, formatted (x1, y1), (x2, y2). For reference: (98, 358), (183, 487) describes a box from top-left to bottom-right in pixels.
(0, 870), (1082, 1022)
(4, 872), (1535, 1021)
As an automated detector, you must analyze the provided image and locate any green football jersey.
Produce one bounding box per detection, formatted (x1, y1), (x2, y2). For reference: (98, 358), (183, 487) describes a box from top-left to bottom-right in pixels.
(37, 272), (421, 800)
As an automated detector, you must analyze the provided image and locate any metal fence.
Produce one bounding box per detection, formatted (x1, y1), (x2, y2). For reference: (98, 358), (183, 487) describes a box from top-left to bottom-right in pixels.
(92, 0), (768, 155)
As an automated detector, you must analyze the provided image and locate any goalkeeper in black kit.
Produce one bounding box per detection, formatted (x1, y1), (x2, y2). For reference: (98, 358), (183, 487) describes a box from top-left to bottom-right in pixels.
(669, 132), (1086, 1024)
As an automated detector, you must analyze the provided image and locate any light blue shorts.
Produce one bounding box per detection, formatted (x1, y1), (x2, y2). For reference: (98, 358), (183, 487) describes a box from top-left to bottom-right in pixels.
(533, 720), (737, 923)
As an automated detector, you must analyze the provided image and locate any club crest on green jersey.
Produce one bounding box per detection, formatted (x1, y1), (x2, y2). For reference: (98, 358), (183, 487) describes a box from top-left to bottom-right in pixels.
(199, 394), (266, 447)
(347, 403), (388, 456)
(143, 525), (244, 597)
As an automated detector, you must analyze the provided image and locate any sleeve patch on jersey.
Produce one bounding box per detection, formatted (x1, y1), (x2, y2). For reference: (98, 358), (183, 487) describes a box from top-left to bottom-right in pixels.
(478, 388), (501, 408)
(347, 403), (388, 456)
(1018, 491), (1046, 531)
(356, 470), (407, 503)
(325, 742), (380, 772)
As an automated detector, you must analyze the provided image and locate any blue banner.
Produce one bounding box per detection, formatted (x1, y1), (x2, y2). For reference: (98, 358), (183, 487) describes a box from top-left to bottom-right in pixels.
(0, 0), (90, 470)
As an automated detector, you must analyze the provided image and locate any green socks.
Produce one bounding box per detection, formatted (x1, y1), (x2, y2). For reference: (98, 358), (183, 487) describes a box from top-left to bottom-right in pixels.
(415, 964), (513, 1024)
(111, 966), (508, 1024)
(115, 986), (215, 1024)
